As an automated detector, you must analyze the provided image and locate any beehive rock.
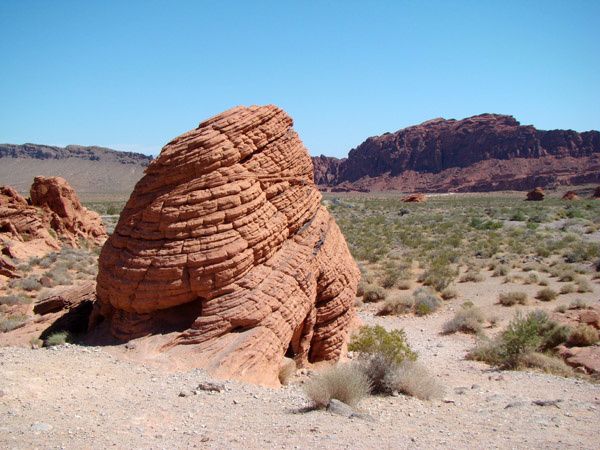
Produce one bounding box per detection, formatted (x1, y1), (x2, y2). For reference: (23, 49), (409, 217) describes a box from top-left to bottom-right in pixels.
(30, 176), (107, 247)
(94, 105), (360, 385)
(526, 187), (545, 201)
(402, 193), (427, 203)
(562, 191), (580, 200)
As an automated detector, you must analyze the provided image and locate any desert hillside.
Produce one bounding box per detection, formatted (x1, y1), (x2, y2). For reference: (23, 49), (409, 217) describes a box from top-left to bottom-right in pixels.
(0, 144), (151, 199)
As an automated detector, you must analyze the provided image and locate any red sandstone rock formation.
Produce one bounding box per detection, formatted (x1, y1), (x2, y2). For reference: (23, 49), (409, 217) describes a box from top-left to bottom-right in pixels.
(30, 176), (106, 247)
(312, 114), (600, 192)
(1, 184), (61, 260)
(562, 191), (580, 200)
(0, 178), (107, 265)
(526, 187), (545, 201)
(402, 193), (427, 203)
(93, 105), (360, 385)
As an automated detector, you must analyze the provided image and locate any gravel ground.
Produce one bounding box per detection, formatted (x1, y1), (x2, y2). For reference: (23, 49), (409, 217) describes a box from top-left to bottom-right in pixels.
(1, 273), (600, 449)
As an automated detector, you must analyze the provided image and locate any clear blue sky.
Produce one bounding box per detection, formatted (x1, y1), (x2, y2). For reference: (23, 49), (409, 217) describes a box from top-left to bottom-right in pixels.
(1, 1), (599, 158)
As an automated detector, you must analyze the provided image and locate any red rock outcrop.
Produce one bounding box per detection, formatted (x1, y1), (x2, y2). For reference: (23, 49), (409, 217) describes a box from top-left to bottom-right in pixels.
(93, 105), (360, 385)
(526, 187), (545, 201)
(312, 114), (600, 192)
(1, 184), (61, 260)
(29, 176), (107, 247)
(562, 191), (580, 200)
(402, 193), (427, 203)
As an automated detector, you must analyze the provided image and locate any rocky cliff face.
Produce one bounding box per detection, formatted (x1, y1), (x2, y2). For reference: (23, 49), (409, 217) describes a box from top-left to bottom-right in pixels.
(313, 114), (600, 192)
(0, 143), (152, 165)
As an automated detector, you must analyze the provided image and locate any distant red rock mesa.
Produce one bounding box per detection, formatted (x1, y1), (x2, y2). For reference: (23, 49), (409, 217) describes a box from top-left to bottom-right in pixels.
(312, 114), (600, 192)
(93, 105), (360, 385)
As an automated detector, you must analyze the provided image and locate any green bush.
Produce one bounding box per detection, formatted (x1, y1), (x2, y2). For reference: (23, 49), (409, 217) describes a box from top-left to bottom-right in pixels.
(44, 331), (70, 347)
(468, 311), (570, 370)
(349, 325), (416, 364)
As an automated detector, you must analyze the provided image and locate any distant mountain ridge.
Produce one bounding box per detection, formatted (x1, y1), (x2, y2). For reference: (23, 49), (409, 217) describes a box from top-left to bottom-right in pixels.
(0, 143), (152, 198)
(312, 114), (600, 192)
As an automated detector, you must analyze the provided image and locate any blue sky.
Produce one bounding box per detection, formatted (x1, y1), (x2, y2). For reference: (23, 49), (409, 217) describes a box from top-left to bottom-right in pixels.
(1, 1), (599, 158)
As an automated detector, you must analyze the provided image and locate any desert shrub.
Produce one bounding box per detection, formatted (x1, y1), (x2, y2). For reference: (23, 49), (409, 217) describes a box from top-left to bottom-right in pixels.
(536, 288), (558, 302)
(468, 311), (570, 369)
(19, 277), (42, 291)
(459, 271), (485, 283)
(382, 360), (444, 400)
(443, 304), (485, 334)
(557, 270), (577, 282)
(413, 287), (441, 316)
(440, 288), (457, 300)
(362, 284), (386, 302)
(498, 291), (527, 306)
(44, 268), (73, 286)
(278, 358), (296, 385)
(492, 264), (510, 277)
(419, 256), (458, 291)
(519, 352), (575, 377)
(510, 210), (527, 221)
(524, 273), (539, 285)
(563, 241), (600, 263)
(0, 315), (28, 332)
(554, 304), (567, 313)
(0, 295), (31, 306)
(470, 218), (502, 230)
(356, 280), (366, 297)
(396, 280), (411, 290)
(575, 278), (593, 293)
(303, 363), (371, 408)
(349, 325), (416, 364)
(560, 284), (576, 295)
(380, 267), (403, 289)
(377, 295), (413, 316)
(567, 324), (599, 346)
(538, 278), (549, 286)
(569, 299), (591, 310)
(44, 331), (70, 347)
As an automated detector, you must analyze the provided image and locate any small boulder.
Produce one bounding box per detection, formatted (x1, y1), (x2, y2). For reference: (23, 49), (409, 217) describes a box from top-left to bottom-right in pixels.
(402, 193), (427, 203)
(526, 187), (545, 201)
(561, 191), (580, 201)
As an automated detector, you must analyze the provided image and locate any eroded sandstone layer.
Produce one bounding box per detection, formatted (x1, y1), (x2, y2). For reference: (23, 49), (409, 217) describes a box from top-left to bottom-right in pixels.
(94, 105), (360, 384)
(30, 176), (107, 247)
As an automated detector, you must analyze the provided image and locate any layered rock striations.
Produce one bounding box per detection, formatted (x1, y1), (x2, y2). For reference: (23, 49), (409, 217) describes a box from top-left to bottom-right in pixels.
(313, 114), (600, 192)
(94, 105), (360, 385)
